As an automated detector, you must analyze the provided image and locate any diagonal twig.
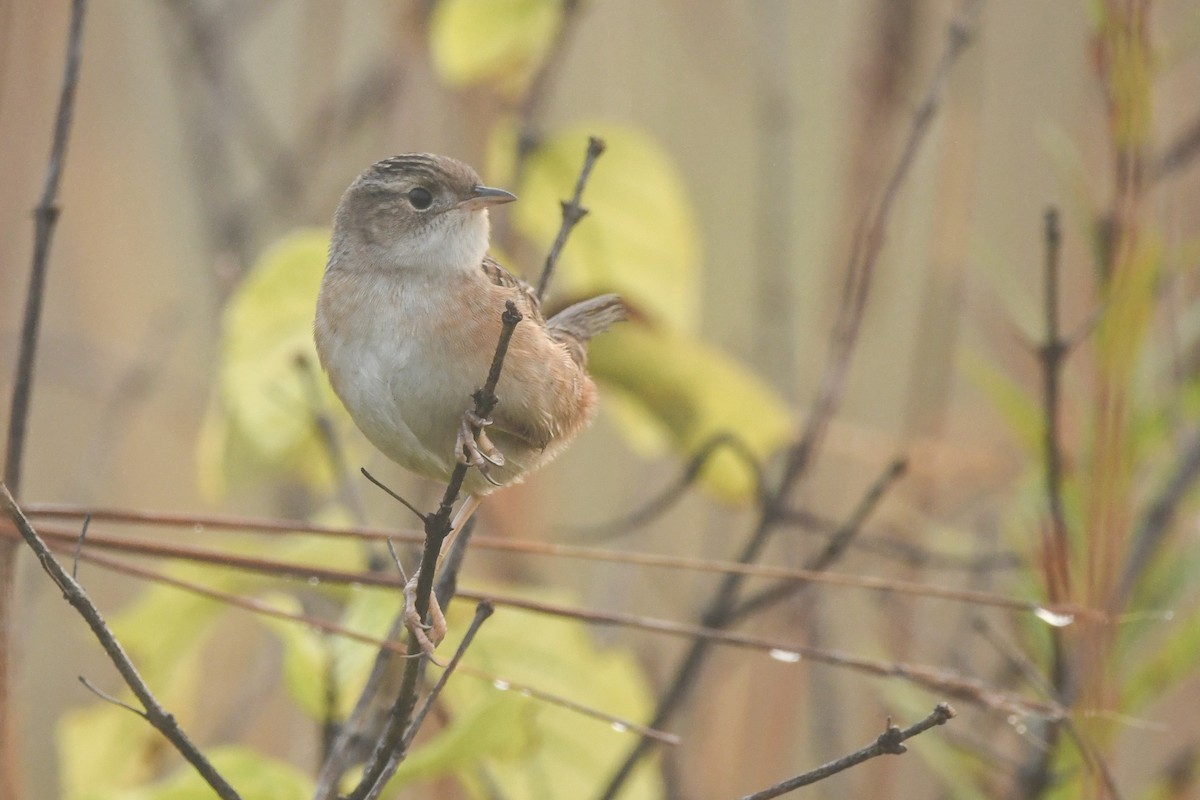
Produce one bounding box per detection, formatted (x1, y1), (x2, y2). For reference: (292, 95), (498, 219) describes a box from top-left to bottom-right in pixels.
(361, 602), (495, 800)
(738, 704), (956, 798)
(726, 458), (906, 623)
(0, 483), (240, 800)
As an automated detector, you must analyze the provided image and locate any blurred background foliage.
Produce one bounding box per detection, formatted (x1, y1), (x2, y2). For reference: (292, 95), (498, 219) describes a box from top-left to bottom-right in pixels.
(2, 0), (1200, 798)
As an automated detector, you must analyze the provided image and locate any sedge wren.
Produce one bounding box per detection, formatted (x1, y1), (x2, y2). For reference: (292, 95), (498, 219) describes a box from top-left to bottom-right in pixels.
(314, 153), (624, 644)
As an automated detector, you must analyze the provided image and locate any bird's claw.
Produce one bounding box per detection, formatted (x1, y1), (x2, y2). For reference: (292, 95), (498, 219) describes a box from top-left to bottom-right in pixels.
(456, 410), (506, 485)
(403, 572), (447, 657)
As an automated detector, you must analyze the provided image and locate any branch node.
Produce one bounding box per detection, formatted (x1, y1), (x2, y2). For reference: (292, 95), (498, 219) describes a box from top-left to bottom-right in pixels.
(877, 724), (907, 755)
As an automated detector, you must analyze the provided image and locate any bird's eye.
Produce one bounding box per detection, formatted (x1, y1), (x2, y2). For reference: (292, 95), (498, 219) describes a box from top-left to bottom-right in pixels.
(407, 187), (433, 210)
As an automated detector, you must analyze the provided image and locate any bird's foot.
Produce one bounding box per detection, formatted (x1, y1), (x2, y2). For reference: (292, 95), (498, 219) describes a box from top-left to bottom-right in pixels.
(403, 571), (447, 657)
(456, 410), (505, 486)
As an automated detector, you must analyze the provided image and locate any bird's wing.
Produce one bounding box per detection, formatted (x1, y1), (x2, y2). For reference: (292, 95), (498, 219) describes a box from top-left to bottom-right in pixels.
(478, 256), (626, 367)
(480, 256), (543, 322)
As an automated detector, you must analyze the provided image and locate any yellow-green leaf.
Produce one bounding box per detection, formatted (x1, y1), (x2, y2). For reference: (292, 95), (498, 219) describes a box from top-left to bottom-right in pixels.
(386, 692), (536, 788)
(430, 0), (562, 94)
(411, 587), (663, 800)
(200, 228), (363, 498)
(511, 124), (702, 332)
(261, 584), (402, 720)
(590, 324), (792, 503)
(60, 700), (166, 799)
(119, 746), (313, 800)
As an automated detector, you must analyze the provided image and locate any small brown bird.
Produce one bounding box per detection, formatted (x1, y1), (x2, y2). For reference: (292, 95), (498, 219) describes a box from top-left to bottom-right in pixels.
(314, 153), (624, 642)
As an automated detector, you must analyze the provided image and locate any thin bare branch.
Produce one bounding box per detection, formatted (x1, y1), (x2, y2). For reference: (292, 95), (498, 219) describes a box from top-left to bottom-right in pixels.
(26, 500), (1021, 574)
(2, 518), (1094, 620)
(534, 136), (606, 300)
(343, 302), (523, 800)
(71, 513), (90, 580)
(361, 603), (495, 799)
(1153, 112), (1200, 181)
(1039, 207), (1071, 600)
(360, 468), (426, 523)
(2, 2), (88, 790)
(0, 484), (240, 800)
(569, 432), (767, 540)
(69, 548), (677, 747)
(738, 704), (956, 798)
(728, 458), (906, 622)
(60, 541), (1058, 721)
(512, 0), (586, 174)
(1113, 430), (1200, 610)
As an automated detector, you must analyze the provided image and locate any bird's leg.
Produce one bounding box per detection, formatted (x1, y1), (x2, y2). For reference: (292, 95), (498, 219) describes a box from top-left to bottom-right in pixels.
(403, 573), (446, 657)
(456, 410), (505, 485)
(438, 494), (483, 565)
(403, 495), (484, 656)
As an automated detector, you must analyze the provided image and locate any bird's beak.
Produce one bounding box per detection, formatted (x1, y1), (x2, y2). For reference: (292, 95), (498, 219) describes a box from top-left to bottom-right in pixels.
(458, 185), (517, 210)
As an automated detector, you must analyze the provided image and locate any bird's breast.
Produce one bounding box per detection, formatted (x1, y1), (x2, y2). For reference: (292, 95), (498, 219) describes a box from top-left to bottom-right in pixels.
(315, 269), (497, 481)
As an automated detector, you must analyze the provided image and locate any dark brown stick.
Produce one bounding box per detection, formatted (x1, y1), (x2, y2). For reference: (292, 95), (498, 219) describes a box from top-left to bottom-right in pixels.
(1039, 208), (1070, 593)
(1, 3), (88, 794)
(738, 704), (956, 798)
(360, 602), (495, 800)
(535, 136), (606, 300)
(726, 459), (906, 622)
(343, 303), (522, 800)
(0, 484), (240, 800)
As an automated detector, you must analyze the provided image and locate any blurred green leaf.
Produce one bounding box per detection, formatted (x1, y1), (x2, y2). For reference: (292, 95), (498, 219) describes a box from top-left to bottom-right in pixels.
(261, 584), (401, 720)
(445, 590), (661, 799)
(60, 700), (170, 799)
(430, 0), (562, 94)
(257, 591), (334, 720)
(511, 123), (703, 332)
(198, 228), (363, 499)
(589, 324), (792, 503)
(363, 586), (663, 798)
(387, 692), (536, 789)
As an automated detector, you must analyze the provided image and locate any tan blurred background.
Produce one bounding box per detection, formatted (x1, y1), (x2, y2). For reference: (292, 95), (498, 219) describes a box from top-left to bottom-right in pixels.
(3, 1), (1199, 798)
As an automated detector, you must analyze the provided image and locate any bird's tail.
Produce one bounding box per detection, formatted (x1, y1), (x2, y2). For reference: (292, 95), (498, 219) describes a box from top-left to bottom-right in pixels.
(547, 294), (628, 366)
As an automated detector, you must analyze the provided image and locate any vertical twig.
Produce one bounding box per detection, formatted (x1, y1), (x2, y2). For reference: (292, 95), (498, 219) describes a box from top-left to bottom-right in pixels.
(1013, 208), (1073, 799)
(342, 304), (522, 800)
(512, 0), (585, 173)
(1039, 208), (1070, 594)
(534, 136), (606, 301)
(4, 0), (86, 496)
(1, 3), (88, 794)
